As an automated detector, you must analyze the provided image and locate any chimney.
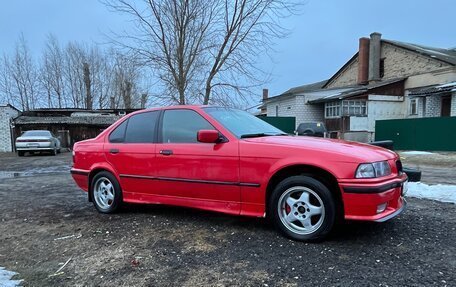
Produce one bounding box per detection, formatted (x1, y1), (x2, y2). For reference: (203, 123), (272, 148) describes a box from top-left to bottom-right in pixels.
(357, 37), (370, 85)
(368, 32), (382, 82)
(261, 89), (268, 114)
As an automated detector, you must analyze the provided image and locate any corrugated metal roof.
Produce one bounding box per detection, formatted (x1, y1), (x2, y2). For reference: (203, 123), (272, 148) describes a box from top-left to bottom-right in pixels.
(309, 78), (406, 104)
(408, 81), (456, 96)
(14, 115), (120, 125)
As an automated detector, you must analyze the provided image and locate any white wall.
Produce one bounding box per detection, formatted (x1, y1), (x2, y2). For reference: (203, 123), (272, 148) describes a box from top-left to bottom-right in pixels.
(266, 95), (324, 128)
(367, 95), (405, 132)
(0, 106), (19, 152)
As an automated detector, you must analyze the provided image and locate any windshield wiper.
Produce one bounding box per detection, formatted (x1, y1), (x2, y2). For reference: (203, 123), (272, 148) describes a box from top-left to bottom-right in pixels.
(240, 132), (288, 139)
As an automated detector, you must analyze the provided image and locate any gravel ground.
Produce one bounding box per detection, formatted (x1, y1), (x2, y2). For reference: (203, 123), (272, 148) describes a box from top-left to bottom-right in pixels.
(0, 152), (455, 286)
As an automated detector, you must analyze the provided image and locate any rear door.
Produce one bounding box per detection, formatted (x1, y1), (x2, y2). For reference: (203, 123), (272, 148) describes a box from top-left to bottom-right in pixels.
(154, 109), (240, 214)
(104, 111), (160, 198)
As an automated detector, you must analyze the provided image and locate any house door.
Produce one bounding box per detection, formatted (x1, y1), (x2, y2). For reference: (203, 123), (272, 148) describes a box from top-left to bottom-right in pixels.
(441, 95), (451, 117)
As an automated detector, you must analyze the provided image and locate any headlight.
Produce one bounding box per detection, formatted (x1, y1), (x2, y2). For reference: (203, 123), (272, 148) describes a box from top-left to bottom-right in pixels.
(355, 161), (391, 178)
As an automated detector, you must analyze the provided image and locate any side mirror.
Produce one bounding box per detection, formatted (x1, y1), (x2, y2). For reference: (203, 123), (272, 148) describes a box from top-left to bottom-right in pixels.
(197, 130), (221, 143)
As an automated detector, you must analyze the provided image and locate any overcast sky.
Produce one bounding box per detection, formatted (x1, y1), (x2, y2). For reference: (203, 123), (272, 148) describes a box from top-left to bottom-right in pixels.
(1, 0), (455, 102)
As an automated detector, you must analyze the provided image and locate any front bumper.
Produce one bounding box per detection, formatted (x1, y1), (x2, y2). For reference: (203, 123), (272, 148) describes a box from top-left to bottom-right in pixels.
(340, 173), (408, 222)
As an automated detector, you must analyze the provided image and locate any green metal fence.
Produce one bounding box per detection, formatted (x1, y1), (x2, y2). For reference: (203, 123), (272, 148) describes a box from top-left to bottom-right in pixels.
(375, 117), (456, 151)
(257, 116), (296, 134)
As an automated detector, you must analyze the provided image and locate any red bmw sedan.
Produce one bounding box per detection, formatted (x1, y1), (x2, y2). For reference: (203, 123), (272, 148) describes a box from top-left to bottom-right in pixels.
(71, 106), (407, 241)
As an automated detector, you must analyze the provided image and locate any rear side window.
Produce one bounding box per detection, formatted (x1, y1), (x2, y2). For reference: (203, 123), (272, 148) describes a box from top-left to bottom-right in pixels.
(161, 109), (214, 143)
(109, 120), (128, 143)
(125, 111), (159, 143)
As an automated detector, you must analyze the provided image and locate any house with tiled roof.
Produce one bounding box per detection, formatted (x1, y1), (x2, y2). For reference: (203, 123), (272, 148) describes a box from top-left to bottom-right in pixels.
(263, 32), (456, 141)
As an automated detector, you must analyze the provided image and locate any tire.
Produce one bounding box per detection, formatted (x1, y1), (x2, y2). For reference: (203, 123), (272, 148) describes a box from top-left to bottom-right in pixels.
(268, 175), (336, 242)
(17, 151), (24, 157)
(90, 171), (122, 213)
(57, 148), (61, 154)
(403, 166), (421, 182)
(51, 147), (57, 156)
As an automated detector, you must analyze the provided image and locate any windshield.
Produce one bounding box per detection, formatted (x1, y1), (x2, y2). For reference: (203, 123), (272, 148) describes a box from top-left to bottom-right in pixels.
(204, 107), (286, 138)
(23, 130), (51, 137)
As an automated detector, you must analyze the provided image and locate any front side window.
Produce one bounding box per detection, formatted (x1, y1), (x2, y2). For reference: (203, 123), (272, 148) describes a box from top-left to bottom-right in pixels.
(161, 110), (214, 143)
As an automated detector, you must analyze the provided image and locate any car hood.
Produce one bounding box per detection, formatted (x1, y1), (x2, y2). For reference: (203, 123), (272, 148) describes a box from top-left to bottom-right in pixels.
(242, 136), (397, 162)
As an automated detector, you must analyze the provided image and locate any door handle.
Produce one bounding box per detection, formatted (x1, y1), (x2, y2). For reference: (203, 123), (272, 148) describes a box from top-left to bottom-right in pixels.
(159, 150), (173, 156)
(110, 148), (119, 154)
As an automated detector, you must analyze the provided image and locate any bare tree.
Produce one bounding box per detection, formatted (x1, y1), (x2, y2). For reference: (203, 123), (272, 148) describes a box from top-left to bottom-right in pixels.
(0, 55), (15, 106)
(41, 34), (66, 108)
(104, 0), (298, 106)
(111, 51), (143, 108)
(83, 62), (93, 109)
(105, 0), (214, 105)
(7, 34), (40, 110)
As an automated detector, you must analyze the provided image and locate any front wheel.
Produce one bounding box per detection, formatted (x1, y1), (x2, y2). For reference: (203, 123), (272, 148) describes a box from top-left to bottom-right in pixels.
(91, 171), (122, 213)
(269, 176), (336, 242)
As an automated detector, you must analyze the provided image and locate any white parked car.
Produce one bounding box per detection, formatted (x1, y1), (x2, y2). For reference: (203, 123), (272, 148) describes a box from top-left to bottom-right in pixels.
(15, 130), (61, 156)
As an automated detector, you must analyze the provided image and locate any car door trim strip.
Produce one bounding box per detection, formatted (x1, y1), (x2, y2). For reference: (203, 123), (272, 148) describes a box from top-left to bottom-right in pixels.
(119, 174), (260, 187)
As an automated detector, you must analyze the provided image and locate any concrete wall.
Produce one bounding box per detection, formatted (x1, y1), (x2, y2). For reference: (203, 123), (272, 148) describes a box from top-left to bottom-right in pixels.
(266, 97), (296, 117)
(0, 106), (19, 152)
(266, 95), (324, 128)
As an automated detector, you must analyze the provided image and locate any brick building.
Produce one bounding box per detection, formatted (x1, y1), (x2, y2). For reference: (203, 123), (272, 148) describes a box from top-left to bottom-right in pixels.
(263, 32), (456, 141)
(0, 104), (20, 152)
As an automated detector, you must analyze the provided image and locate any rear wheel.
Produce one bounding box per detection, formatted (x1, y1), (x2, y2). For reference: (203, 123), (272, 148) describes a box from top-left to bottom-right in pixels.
(17, 151), (24, 157)
(269, 175), (336, 242)
(91, 171), (122, 213)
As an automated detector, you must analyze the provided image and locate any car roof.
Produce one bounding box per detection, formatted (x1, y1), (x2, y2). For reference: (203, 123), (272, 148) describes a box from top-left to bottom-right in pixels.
(129, 105), (223, 116)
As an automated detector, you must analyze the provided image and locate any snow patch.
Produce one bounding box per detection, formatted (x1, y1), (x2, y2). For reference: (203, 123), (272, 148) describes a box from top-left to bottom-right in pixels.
(407, 182), (456, 204)
(0, 267), (22, 287)
(401, 151), (434, 155)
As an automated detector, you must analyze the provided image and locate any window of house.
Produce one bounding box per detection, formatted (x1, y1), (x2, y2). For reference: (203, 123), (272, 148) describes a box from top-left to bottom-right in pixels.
(161, 109), (214, 143)
(275, 105), (279, 116)
(341, 100), (367, 116)
(410, 99), (418, 115)
(325, 102), (341, 118)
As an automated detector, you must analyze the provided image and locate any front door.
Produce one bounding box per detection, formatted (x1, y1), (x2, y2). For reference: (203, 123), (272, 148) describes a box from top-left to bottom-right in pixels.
(441, 95), (451, 117)
(154, 109), (240, 214)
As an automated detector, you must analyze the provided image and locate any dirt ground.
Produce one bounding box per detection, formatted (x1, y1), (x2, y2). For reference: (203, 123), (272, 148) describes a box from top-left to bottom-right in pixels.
(398, 151), (456, 185)
(0, 152), (455, 286)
